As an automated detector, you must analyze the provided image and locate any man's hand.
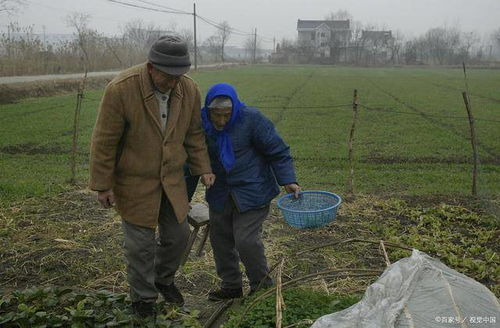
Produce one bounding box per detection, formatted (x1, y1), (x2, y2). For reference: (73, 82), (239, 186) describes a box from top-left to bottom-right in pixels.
(200, 173), (216, 189)
(97, 189), (115, 208)
(284, 183), (301, 198)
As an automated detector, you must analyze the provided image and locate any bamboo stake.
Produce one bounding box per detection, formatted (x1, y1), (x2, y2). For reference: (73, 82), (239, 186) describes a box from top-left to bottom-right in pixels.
(379, 240), (416, 327)
(462, 91), (478, 197)
(462, 62), (478, 197)
(70, 32), (89, 184)
(379, 240), (391, 266)
(347, 89), (359, 195)
(275, 258), (285, 328)
(70, 67), (88, 184)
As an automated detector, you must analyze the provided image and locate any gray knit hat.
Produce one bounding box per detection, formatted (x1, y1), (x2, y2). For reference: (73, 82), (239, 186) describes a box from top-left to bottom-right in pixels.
(148, 35), (191, 76)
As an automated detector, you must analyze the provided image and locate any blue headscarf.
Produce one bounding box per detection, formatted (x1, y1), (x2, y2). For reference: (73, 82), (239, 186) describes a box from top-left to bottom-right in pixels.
(201, 83), (246, 172)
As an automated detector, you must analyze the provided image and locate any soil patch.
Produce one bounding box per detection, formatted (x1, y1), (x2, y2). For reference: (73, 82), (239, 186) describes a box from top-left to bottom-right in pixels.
(1, 189), (498, 326)
(0, 142), (69, 155)
(0, 76), (113, 104)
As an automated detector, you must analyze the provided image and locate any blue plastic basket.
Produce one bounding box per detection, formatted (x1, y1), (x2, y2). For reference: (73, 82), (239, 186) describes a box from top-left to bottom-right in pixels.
(277, 191), (342, 228)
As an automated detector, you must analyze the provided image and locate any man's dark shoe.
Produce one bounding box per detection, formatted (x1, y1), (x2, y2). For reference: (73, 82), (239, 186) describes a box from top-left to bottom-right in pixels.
(208, 287), (243, 301)
(155, 282), (184, 306)
(131, 301), (156, 318)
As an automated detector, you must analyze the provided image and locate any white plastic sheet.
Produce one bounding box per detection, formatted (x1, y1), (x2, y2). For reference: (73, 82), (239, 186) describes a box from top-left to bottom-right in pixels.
(312, 250), (500, 328)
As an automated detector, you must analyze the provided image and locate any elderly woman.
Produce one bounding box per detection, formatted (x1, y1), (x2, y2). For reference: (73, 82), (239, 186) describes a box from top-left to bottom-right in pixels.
(201, 83), (300, 301)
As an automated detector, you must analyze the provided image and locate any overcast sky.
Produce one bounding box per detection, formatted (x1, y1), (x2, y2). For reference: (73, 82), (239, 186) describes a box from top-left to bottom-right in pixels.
(2, 0), (499, 47)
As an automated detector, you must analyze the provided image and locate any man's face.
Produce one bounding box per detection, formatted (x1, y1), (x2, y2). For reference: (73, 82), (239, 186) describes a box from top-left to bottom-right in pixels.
(209, 107), (232, 131)
(147, 64), (180, 93)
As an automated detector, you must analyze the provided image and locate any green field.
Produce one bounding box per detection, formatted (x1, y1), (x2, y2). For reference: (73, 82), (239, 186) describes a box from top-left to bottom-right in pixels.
(0, 65), (499, 326)
(1, 65), (499, 203)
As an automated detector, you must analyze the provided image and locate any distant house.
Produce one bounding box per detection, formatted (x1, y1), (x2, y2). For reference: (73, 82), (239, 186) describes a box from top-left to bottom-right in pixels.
(296, 19), (351, 59)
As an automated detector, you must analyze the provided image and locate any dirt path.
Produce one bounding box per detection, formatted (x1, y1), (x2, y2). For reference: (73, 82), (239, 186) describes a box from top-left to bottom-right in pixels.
(0, 63), (240, 85)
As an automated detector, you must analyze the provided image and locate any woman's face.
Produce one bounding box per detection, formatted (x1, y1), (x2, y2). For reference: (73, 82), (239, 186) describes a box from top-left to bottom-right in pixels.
(209, 107), (232, 130)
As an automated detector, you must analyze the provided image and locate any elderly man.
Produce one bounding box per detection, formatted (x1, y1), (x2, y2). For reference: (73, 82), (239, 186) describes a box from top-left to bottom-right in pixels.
(89, 35), (214, 317)
(201, 83), (300, 301)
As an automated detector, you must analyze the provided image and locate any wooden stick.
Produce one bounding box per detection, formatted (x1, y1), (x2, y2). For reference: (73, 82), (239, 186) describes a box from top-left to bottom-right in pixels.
(347, 89), (359, 195)
(379, 240), (391, 266)
(380, 240), (416, 325)
(462, 91), (479, 198)
(202, 299), (234, 328)
(275, 258), (285, 328)
(69, 66), (88, 184)
(283, 320), (314, 328)
(462, 62), (478, 197)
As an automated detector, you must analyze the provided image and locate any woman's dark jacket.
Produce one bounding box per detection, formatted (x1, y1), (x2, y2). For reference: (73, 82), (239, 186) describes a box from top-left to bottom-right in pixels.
(205, 107), (296, 212)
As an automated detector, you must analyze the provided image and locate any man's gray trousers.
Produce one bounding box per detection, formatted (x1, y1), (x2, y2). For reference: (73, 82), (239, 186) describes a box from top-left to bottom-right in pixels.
(121, 193), (189, 302)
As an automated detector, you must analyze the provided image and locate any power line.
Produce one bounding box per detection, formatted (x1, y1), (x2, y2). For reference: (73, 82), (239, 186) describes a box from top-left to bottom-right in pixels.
(196, 14), (252, 36)
(106, 0), (191, 15)
(359, 104), (500, 123)
(196, 15), (253, 37)
(196, 14), (274, 41)
(258, 104), (351, 109)
(106, 0), (275, 43)
(131, 0), (190, 14)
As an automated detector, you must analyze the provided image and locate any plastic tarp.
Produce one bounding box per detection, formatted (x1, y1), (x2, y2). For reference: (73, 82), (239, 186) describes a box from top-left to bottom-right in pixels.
(312, 249), (500, 328)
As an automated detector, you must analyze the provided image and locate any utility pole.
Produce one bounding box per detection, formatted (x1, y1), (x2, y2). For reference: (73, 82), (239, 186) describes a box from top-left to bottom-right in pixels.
(193, 2), (197, 70)
(253, 28), (257, 63)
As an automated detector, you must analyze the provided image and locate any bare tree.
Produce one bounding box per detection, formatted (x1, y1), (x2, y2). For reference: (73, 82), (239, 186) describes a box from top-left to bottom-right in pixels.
(389, 30), (405, 64)
(178, 28), (194, 53)
(403, 40), (418, 64)
(217, 21), (231, 62)
(122, 20), (162, 50)
(120, 20), (165, 66)
(66, 12), (92, 68)
(324, 9), (353, 21)
(296, 37), (316, 63)
(0, 0), (25, 14)
(461, 31), (480, 61)
(244, 34), (261, 61)
(424, 26), (461, 64)
(350, 20), (364, 64)
(203, 35), (221, 62)
(493, 28), (500, 46)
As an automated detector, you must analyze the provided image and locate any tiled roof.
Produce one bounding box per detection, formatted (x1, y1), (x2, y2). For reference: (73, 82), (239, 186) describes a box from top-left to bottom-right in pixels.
(297, 20), (350, 30)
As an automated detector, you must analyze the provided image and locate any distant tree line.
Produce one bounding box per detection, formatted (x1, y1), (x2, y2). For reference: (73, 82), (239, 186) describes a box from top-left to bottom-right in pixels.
(0, 13), (254, 76)
(273, 10), (500, 66)
(1, 7), (499, 76)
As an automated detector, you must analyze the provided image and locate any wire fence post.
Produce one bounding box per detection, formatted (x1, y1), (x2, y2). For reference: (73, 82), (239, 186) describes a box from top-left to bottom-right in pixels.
(462, 62), (479, 198)
(347, 89), (359, 196)
(462, 91), (478, 198)
(70, 69), (88, 184)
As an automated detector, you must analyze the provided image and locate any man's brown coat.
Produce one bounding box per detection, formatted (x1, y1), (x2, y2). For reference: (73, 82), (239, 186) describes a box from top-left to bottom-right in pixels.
(89, 63), (211, 228)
